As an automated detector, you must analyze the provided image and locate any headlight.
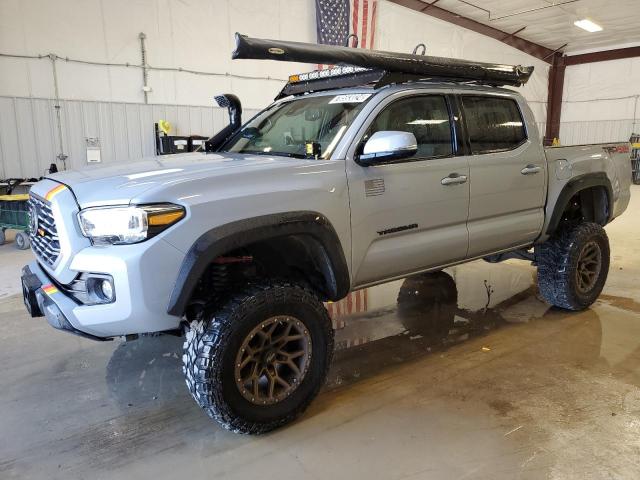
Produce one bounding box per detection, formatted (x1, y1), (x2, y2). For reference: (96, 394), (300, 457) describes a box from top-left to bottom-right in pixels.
(78, 204), (185, 245)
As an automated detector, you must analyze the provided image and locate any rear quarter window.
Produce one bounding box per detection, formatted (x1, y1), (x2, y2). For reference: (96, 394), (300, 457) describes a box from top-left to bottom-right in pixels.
(461, 96), (527, 154)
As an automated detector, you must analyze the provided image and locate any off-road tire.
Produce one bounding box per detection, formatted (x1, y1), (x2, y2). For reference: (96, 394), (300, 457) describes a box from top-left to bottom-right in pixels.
(15, 231), (30, 250)
(536, 222), (610, 311)
(0, 229), (5, 245)
(182, 280), (334, 434)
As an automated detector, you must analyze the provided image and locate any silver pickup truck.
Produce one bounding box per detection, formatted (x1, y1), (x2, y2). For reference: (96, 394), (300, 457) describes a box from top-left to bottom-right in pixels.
(20, 36), (632, 434)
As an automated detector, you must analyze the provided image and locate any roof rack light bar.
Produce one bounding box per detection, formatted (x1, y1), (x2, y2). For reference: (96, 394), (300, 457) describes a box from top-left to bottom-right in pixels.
(288, 65), (370, 83)
(280, 66), (384, 98)
(232, 33), (534, 89)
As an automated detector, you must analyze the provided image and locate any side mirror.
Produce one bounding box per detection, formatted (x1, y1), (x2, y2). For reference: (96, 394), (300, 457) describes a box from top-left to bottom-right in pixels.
(356, 131), (418, 166)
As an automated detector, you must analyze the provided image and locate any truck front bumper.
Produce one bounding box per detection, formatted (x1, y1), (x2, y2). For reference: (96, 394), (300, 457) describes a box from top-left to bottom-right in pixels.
(21, 235), (185, 339)
(21, 263), (109, 341)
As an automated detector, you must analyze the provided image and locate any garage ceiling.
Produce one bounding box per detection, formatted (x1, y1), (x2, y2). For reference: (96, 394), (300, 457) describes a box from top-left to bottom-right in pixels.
(421, 0), (640, 54)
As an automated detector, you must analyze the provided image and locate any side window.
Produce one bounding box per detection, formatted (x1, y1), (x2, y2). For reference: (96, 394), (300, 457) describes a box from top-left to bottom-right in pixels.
(365, 95), (453, 159)
(461, 96), (527, 154)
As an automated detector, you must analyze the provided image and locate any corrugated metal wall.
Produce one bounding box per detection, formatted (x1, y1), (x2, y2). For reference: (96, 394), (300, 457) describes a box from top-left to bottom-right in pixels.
(0, 95), (261, 179)
(559, 119), (638, 146)
(535, 120), (636, 147)
(1, 95), (636, 180)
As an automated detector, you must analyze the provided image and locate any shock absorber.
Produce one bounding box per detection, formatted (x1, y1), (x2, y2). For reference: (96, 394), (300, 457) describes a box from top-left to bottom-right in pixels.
(210, 263), (230, 300)
(210, 256), (253, 300)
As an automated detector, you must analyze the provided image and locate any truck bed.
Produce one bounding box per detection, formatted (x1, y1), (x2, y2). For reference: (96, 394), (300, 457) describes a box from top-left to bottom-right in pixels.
(543, 142), (632, 233)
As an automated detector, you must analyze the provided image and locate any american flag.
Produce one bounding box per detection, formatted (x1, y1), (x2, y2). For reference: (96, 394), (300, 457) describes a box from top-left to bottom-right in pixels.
(315, 0), (378, 50)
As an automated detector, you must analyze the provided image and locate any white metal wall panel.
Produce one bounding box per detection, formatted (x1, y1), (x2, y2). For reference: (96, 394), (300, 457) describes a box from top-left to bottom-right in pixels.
(0, 97), (23, 178)
(139, 104), (156, 158)
(32, 99), (58, 176)
(177, 106), (191, 137)
(14, 99), (39, 178)
(6, 93), (633, 178)
(0, 96), (263, 178)
(62, 100), (85, 172)
(559, 119), (637, 146)
(98, 102), (116, 167)
(111, 103), (129, 164)
(125, 103), (143, 161)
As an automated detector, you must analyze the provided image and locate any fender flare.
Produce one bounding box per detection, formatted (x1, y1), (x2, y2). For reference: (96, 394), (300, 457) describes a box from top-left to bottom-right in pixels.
(546, 172), (613, 236)
(167, 211), (350, 317)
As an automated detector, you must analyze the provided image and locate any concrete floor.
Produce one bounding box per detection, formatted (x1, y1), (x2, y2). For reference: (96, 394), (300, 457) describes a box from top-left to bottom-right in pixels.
(0, 229), (32, 299)
(1, 187), (639, 479)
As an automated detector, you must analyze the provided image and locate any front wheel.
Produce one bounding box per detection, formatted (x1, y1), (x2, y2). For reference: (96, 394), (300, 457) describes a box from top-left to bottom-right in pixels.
(536, 222), (610, 311)
(182, 280), (334, 434)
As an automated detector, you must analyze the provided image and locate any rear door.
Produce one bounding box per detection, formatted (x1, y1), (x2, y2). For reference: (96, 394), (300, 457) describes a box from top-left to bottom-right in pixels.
(459, 93), (547, 257)
(346, 91), (470, 287)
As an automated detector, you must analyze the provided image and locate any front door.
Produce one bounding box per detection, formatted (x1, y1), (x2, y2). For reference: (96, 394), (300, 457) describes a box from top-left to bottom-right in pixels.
(346, 92), (470, 287)
(459, 94), (547, 257)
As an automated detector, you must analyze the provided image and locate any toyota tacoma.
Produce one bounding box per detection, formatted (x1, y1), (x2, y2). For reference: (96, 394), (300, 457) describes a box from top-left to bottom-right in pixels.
(21, 35), (632, 434)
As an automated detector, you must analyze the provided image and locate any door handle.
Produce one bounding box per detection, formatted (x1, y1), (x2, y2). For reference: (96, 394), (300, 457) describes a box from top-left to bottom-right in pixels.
(441, 173), (468, 186)
(521, 164), (542, 175)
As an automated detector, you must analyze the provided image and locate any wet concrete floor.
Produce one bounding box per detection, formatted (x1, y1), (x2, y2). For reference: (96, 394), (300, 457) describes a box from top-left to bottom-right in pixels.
(1, 187), (639, 479)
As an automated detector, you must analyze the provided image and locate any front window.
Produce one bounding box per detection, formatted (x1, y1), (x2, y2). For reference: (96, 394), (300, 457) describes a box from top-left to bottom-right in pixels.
(221, 93), (371, 159)
(363, 95), (453, 159)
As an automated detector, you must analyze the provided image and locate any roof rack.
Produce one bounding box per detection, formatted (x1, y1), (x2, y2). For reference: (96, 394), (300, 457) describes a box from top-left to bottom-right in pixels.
(232, 33), (534, 98)
(277, 65), (509, 99)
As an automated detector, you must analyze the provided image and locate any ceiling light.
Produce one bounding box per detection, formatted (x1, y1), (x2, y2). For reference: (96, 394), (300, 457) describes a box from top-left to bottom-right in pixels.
(574, 19), (603, 33)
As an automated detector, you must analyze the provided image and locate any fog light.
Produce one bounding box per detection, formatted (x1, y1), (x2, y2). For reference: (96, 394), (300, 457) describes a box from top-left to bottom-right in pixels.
(86, 276), (115, 304)
(98, 280), (114, 301)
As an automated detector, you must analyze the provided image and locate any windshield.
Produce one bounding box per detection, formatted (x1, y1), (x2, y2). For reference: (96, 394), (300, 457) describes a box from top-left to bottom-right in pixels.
(221, 93), (371, 159)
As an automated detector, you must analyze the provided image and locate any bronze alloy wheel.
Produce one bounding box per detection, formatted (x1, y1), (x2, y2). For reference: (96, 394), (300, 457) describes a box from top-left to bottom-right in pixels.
(182, 281), (334, 433)
(575, 240), (602, 294)
(234, 316), (312, 405)
(536, 222), (610, 311)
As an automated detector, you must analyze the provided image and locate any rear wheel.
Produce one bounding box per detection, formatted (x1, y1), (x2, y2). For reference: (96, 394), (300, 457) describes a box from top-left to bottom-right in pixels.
(0, 229), (5, 246)
(536, 222), (609, 311)
(182, 280), (333, 434)
(15, 231), (30, 250)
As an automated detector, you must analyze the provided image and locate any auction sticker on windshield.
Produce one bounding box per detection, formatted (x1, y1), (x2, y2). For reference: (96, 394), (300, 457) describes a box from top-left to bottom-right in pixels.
(329, 94), (372, 104)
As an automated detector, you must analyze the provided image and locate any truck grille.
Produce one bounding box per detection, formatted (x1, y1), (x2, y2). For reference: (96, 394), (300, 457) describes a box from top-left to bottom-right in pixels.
(29, 195), (61, 267)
